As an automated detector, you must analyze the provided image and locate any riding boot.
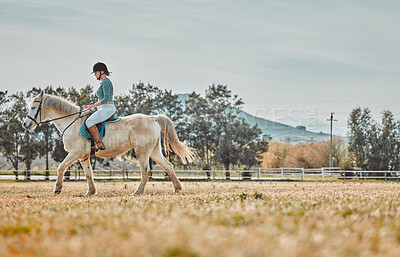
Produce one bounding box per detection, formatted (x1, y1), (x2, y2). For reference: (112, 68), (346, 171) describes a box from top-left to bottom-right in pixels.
(88, 125), (106, 150)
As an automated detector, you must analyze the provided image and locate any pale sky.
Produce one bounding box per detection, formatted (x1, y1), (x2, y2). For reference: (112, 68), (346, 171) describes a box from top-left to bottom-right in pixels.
(1, 0), (399, 136)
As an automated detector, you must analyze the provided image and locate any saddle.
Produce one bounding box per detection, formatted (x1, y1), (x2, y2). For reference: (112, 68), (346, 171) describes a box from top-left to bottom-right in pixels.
(79, 111), (120, 142)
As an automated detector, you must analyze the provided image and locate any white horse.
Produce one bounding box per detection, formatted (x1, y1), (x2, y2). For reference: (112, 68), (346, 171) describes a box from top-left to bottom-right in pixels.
(23, 91), (195, 195)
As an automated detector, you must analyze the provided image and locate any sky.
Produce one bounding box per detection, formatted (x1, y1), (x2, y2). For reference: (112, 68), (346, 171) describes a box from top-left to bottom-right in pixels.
(1, 0), (400, 136)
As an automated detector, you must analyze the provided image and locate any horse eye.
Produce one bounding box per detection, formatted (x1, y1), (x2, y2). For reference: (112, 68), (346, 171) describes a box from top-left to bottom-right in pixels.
(31, 107), (36, 110)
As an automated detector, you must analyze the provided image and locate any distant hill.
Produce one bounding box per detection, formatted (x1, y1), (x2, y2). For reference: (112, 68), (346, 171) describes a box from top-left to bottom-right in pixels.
(239, 111), (330, 143)
(178, 93), (330, 143)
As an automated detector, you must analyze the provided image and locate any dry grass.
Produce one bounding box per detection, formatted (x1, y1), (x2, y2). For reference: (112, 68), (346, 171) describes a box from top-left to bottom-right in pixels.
(0, 181), (400, 257)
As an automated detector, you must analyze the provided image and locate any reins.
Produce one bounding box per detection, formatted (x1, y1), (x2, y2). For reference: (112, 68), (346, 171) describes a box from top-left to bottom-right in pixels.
(28, 98), (92, 137)
(60, 107), (92, 137)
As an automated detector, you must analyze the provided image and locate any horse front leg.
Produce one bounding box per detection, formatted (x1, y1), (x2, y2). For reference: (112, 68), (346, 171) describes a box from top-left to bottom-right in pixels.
(54, 152), (80, 195)
(80, 157), (97, 196)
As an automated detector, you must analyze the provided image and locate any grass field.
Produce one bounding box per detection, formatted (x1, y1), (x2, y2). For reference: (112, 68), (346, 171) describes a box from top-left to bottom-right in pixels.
(0, 181), (400, 257)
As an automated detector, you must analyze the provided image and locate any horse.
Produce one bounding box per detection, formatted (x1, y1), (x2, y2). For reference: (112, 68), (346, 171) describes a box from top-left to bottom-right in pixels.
(23, 91), (195, 196)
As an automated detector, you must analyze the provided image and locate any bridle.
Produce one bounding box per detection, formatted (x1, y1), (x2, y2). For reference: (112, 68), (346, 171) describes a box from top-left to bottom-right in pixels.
(27, 97), (91, 137)
(27, 99), (44, 126)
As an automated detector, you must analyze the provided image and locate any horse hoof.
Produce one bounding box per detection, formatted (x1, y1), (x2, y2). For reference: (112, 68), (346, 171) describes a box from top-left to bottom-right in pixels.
(175, 185), (183, 193)
(132, 191), (143, 196)
(85, 192), (97, 196)
(54, 190), (61, 195)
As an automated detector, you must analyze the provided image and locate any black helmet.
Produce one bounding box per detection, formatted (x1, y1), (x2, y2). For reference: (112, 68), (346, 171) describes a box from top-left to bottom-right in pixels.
(92, 62), (110, 75)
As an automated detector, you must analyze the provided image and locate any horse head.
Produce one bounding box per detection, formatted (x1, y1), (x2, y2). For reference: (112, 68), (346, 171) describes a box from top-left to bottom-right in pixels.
(23, 90), (45, 131)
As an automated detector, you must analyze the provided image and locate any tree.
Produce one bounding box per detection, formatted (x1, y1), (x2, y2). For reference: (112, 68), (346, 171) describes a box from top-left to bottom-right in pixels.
(116, 82), (161, 116)
(184, 92), (216, 169)
(394, 121), (400, 170)
(0, 92), (42, 179)
(184, 84), (268, 172)
(380, 110), (398, 171)
(262, 139), (346, 169)
(347, 107), (372, 170)
(348, 108), (400, 171)
(368, 110), (398, 171)
(3, 92), (27, 170)
(261, 142), (291, 168)
(207, 85), (268, 171)
(68, 85), (96, 106)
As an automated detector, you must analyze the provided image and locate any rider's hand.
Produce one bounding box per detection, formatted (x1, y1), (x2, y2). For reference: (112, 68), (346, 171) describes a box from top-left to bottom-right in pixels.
(84, 105), (92, 109)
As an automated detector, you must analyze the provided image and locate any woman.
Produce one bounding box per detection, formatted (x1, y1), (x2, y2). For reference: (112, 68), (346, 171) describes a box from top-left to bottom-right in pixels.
(84, 62), (116, 150)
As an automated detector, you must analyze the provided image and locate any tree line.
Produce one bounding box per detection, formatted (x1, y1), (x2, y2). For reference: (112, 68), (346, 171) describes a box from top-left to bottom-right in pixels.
(347, 107), (400, 171)
(2, 83), (399, 173)
(0, 83), (268, 172)
(261, 107), (400, 171)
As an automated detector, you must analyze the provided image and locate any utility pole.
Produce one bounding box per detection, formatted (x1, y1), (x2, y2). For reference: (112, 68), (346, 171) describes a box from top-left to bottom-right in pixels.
(327, 113), (338, 168)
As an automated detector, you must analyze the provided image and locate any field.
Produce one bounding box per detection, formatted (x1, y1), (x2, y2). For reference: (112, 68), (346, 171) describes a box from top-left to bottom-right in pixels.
(0, 181), (400, 257)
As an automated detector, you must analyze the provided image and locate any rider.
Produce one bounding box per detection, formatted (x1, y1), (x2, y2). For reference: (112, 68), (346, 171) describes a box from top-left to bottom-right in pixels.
(84, 62), (116, 150)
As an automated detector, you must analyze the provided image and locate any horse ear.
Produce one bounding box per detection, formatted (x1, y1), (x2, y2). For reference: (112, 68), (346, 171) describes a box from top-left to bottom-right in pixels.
(39, 90), (44, 98)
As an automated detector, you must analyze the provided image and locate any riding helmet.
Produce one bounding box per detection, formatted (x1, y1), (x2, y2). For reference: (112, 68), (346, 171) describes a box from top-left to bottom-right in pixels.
(92, 62), (110, 75)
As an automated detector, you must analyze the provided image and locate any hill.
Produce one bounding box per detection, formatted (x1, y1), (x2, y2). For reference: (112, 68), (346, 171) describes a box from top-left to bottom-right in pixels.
(178, 94), (330, 143)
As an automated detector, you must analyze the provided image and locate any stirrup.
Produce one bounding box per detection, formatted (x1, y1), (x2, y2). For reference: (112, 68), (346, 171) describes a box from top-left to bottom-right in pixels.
(91, 145), (105, 152)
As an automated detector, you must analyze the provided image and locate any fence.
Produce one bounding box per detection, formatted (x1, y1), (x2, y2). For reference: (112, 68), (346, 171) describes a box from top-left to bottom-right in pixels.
(1, 168), (399, 181)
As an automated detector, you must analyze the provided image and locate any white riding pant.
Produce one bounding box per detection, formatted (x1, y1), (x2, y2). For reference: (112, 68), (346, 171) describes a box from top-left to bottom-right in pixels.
(85, 104), (117, 128)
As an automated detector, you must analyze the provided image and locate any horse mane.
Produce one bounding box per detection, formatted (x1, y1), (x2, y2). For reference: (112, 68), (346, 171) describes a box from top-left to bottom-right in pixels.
(41, 94), (80, 114)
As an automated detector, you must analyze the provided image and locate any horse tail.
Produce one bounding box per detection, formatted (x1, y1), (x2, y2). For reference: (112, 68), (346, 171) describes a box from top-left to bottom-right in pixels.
(154, 114), (195, 164)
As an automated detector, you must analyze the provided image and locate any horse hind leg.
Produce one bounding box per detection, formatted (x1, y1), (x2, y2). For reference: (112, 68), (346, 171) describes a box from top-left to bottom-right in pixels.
(150, 142), (182, 193)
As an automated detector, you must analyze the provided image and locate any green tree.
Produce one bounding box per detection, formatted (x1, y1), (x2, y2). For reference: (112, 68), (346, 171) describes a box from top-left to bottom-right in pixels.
(380, 110), (398, 171)
(394, 121), (400, 170)
(347, 107), (372, 170)
(348, 108), (400, 171)
(368, 110), (398, 171)
(185, 84), (268, 171)
(68, 85), (96, 106)
(0, 92), (42, 179)
(184, 92), (216, 169)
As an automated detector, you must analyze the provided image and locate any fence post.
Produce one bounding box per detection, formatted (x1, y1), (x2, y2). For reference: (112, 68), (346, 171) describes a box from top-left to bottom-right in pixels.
(258, 168), (261, 180)
(225, 171), (231, 180)
(45, 169), (49, 181)
(321, 167), (324, 180)
(281, 167), (284, 178)
(25, 169), (30, 182)
(301, 168), (304, 181)
(65, 169), (70, 181)
(385, 171), (387, 182)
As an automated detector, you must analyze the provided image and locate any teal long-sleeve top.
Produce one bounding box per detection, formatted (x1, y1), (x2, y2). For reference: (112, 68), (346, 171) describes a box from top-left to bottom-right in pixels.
(96, 78), (114, 104)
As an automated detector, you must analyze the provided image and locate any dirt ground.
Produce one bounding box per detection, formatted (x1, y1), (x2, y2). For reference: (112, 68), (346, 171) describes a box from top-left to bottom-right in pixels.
(0, 181), (399, 257)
